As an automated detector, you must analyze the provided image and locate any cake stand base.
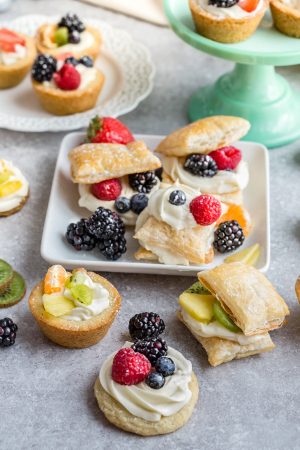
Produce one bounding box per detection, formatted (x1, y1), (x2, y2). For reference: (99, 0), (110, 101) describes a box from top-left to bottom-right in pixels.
(188, 64), (300, 148)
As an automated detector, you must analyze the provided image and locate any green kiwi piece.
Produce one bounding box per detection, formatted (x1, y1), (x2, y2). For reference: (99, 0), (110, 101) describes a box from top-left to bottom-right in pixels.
(0, 271), (26, 307)
(0, 259), (13, 294)
(185, 281), (211, 295)
(213, 301), (241, 333)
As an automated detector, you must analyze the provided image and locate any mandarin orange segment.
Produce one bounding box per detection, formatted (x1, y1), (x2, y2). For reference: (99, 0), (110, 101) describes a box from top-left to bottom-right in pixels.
(44, 265), (68, 295)
(217, 204), (251, 237)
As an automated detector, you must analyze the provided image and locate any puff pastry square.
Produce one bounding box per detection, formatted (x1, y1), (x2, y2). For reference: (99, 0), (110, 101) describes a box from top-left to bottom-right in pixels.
(198, 262), (289, 336)
(69, 141), (161, 184)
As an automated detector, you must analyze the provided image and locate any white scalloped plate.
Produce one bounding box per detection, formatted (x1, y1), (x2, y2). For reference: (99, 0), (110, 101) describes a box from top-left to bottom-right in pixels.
(0, 15), (155, 132)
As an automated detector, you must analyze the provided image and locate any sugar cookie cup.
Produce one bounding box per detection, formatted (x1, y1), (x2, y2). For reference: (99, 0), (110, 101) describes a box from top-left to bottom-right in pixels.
(270, 0), (300, 38)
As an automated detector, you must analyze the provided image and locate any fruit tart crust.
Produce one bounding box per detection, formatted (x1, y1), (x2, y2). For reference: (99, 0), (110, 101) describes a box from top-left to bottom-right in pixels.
(270, 0), (300, 38)
(36, 25), (102, 60)
(0, 34), (36, 89)
(0, 192), (29, 217)
(94, 371), (199, 436)
(28, 271), (121, 348)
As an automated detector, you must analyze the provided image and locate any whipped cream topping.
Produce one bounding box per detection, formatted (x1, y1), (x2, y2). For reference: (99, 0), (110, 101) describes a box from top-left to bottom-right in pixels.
(42, 26), (95, 53)
(0, 43), (27, 66)
(79, 176), (160, 226)
(161, 156), (249, 194)
(100, 342), (192, 422)
(43, 63), (97, 91)
(195, 0), (264, 18)
(0, 160), (29, 213)
(180, 309), (266, 345)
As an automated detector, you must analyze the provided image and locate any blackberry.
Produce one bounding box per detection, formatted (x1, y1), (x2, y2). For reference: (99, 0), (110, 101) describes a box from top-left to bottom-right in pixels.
(66, 219), (97, 251)
(155, 357), (175, 377)
(86, 207), (125, 240)
(32, 54), (57, 82)
(132, 337), (168, 366)
(115, 196), (131, 214)
(0, 318), (18, 347)
(98, 235), (127, 261)
(58, 13), (85, 33)
(129, 312), (165, 340)
(69, 30), (81, 44)
(131, 194), (148, 215)
(65, 56), (78, 66)
(79, 56), (94, 67)
(169, 190), (186, 206)
(128, 171), (158, 194)
(155, 167), (163, 181)
(214, 220), (245, 253)
(184, 154), (218, 177)
(145, 372), (165, 389)
(209, 0), (238, 7)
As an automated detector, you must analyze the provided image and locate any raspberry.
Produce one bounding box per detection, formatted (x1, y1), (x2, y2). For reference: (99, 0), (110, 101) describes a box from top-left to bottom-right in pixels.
(91, 179), (122, 201)
(53, 63), (81, 90)
(190, 195), (222, 226)
(209, 146), (242, 171)
(112, 348), (151, 385)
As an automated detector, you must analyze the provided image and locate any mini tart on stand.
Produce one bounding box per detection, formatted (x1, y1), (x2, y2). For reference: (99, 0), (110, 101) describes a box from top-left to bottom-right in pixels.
(35, 13), (101, 60)
(29, 266), (121, 348)
(270, 0), (300, 38)
(177, 262), (289, 366)
(0, 28), (36, 89)
(189, 0), (268, 43)
(31, 54), (104, 116)
(0, 159), (29, 217)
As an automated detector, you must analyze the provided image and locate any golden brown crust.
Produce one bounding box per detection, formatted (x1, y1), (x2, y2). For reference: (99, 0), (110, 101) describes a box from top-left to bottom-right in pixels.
(36, 25), (102, 60)
(189, 0), (268, 43)
(295, 276), (300, 303)
(69, 141), (161, 183)
(28, 271), (121, 348)
(0, 193), (29, 217)
(198, 262), (290, 336)
(270, 0), (300, 38)
(177, 310), (275, 366)
(134, 246), (158, 261)
(94, 372), (199, 436)
(156, 116), (250, 157)
(0, 34), (36, 89)
(32, 69), (105, 116)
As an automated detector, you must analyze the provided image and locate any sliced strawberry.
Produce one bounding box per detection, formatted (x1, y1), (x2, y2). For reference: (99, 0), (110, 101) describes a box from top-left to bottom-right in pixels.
(0, 28), (25, 52)
(239, 0), (260, 12)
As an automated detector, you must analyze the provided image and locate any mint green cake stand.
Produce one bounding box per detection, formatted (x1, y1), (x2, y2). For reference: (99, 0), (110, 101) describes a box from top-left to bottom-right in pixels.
(164, 0), (300, 148)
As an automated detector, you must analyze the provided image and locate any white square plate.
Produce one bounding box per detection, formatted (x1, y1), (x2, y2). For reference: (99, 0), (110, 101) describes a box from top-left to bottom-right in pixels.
(41, 133), (270, 276)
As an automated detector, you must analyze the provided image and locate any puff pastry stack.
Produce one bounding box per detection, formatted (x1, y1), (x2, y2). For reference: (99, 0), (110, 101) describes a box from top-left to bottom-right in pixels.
(178, 262), (290, 366)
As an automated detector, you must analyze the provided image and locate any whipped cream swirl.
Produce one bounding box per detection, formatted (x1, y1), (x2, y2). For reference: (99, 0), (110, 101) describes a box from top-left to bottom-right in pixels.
(100, 343), (192, 422)
(0, 160), (29, 213)
(195, 0), (264, 18)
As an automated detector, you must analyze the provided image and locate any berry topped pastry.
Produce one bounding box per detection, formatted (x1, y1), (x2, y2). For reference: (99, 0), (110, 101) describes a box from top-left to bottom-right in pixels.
(94, 312), (199, 436)
(69, 129), (161, 226)
(156, 116), (250, 206)
(0, 28), (36, 89)
(270, 0), (300, 38)
(28, 265), (121, 348)
(189, 0), (268, 43)
(178, 262), (290, 366)
(35, 13), (101, 60)
(31, 54), (104, 115)
(0, 160), (29, 217)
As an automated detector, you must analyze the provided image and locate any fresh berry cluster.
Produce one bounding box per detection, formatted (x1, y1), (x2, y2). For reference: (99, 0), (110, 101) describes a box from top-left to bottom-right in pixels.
(56, 13), (85, 45)
(214, 220), (245, 253)
(128, 171), (158, 194)
(65, 55), (93, 68)
(0, 318), (18, 347)
(184, 147), (242, 177)
(66, 207), (127, 260)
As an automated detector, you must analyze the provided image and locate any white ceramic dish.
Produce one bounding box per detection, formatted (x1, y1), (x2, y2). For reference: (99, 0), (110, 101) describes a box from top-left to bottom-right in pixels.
(0, 15), (154, 132)
(41, 133), (270, 276)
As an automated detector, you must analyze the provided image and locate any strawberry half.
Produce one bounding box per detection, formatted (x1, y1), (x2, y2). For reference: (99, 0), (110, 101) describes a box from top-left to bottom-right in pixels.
(87, 116), (134, 145)
(0, 28), (25, 52)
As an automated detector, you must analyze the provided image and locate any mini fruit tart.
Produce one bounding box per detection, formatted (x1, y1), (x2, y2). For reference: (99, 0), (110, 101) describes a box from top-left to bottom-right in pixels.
(31, 54), (105, 115)
(189, 0), (268, 43)
(0, 159), (29, 217)
(28, 265), (121, 348)
(270, 0), (300, 38)
(0, 28), (36, 89)
(35, 13), (101, 60)
(178, 262), (290, 366)
(94, 312), (199, 436)
(156, 116), (250, 206)
(69, 136), (162, 226)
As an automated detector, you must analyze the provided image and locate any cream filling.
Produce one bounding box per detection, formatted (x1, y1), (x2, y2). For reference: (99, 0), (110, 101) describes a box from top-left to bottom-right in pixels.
(79, 176), (160, 226)
(99, 342), (192, 422)
(42, 26), (95, 53)
(0, 43), (27, 66)
(43, 64), (97, 91)
(180, 309), (266, 345)
(161, 156), (249, 194)
(0, 160), (29, 213)
(196, 0), (264, 18)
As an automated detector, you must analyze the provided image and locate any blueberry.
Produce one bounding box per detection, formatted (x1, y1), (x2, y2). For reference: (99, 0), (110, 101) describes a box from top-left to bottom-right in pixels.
(65, 56), (78, 66)
(115, 196), (131, 214)
(130, 194), (148, 215)
(69, 30), (81, 44)
(79, 56), (93, 67)
(155, 357), (175, 377)
(169, 190), (186, 206)
(145, 372), (165, 389)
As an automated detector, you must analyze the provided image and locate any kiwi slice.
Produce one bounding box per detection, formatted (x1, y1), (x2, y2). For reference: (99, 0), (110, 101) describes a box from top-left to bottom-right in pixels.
(0, 272), (26, 307)
(186, 281), (211, 295)
(213, 301), (241, 333)
(0, 259), (13, 294)
(70, 284), (93, 305)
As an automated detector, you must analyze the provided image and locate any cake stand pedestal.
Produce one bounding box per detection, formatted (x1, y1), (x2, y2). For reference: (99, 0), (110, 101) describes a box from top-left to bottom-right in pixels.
(164, 0), (300, 148)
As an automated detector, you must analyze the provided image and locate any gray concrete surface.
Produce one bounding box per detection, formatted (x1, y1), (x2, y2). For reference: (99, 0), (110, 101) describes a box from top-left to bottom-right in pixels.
(1, 1), (300, 449)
